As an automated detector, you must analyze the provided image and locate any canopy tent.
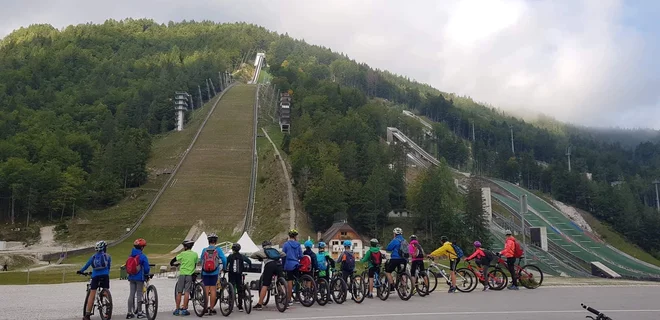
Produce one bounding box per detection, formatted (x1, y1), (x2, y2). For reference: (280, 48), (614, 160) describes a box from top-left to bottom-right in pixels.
(237, 232), (260, 254)
(191, 232), (209, 256)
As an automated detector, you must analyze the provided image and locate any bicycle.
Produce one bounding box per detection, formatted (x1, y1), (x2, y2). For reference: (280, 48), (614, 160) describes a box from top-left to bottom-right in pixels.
(80, 272), (113, 320)
(257, 272), (288, 312)
(410, 263), (430, 297)
(384, 259), (413, 301)
(313, 270), (330, 306)
(289, 270), (317, 307)
(131, 273), (158, 320)
(333, 269), (365, 303)
(581, 303), (612, 320)
(461, 260), (507, 292)
(494, 255), (544, 289)
(360, 266), (390, 300)
(216, 271), (235, 316)
(179, 272), (206, 317)
(328, 268), (348, 304)
(235, 272), (253, 314)
(426, 257), (474, 293)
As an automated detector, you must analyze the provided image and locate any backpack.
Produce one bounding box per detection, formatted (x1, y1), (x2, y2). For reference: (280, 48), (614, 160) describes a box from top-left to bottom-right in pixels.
(92, 253), (109, 271)
(299, 255), (312, 272)
(413, 243), (425, 259)
(451, 244), (464, 259)
(125, 254), (141, 275)
(370, 251), (382, 266)
(513, 240), (524, 258)
(264, 247), (282, 261)
(398, 239), (410, 259)
(483, 249), (496, 262)
(341, 252), (355, 271)
(202, 248), (220, 272)
(317, 253), (328, 271)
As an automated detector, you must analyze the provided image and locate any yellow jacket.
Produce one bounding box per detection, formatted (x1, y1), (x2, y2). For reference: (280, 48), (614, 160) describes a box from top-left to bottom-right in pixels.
(429, 242), (458, 261)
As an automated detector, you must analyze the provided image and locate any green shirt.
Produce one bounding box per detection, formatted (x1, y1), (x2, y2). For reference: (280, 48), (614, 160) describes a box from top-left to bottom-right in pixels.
(176, 250), (199, 275)
(361, 247), (382, 269)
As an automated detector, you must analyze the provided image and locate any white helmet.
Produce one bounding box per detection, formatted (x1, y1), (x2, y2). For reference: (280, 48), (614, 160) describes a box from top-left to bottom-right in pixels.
(95, 240), (107, 252)
(393, 227), (403, 235)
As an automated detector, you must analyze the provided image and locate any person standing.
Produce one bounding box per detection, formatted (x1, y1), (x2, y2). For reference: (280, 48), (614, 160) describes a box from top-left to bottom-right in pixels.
(200, 233), (227, 315)
(126, 238), (150, 319)
(428, 236), (459, 293)
(282, 229), (302, 305)
(500, 230), (520, 290)
(385, 227), (408, 291)
(171, 240), (198, 316)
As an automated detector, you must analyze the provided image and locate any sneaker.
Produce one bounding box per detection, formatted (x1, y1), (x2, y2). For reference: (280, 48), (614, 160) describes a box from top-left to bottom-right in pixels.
(448, 287), (456, 293)
(136, 312), (147, 319)
(83, 314), (92, 320)
(367, 293), (374, 299)
(507, 285), (519, 290)
(389, 284), (396, 292)
(288, 301), (294, 306)
(180, 309), (191, 316)
(254, 304), (263, 310)
(238, 306), (244, 312)
(482, 286), (490, 291)
(126, 313), (135, 319)
(173, 309), (180, 316)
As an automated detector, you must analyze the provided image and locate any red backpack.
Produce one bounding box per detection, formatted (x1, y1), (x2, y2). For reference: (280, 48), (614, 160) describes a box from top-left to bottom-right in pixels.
(299, 255), (312, 272)
(370, 251), (382, 266)
(513, 240), (524, 258)
(202, 248), (220, 272)
(125, 254), (141, 275)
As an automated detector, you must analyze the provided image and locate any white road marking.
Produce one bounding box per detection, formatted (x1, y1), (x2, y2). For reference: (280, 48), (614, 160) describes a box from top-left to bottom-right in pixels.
(265, 309), (660, 320)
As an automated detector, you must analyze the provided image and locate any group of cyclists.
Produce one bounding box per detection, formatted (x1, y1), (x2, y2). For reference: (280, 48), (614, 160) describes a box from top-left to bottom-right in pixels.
(77, 227), (527, 319)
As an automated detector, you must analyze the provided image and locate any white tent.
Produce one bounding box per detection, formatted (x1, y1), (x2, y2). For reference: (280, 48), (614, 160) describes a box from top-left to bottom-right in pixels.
(191, 232), (209, 256)
(236, 232), (260, 254)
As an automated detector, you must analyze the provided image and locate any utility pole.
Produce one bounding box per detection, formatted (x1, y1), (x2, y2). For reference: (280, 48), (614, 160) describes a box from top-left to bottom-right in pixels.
(197, 85), (203, 109)
(653, 180), (660, 212)
(209, 78), (217, 96)
(509, 125), (515, 156)
(205, 79), (211, 100)
(566, 146), (572, 172)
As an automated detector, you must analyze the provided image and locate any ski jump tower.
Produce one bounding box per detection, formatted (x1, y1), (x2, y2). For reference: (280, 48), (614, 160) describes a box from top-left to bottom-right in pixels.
(174, 91), (190, 131)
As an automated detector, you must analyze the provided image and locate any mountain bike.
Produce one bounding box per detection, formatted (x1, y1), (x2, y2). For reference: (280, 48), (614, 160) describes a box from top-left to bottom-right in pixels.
(314, 270), (330, 306)
(182, 272), (206, 317)
(328, 268), (348, 304)
(361, 266), (390, 300)
(289, 270), (317, 307)
(410, 263), (430, 297)
(234, 272), (253, 314)
(461, 260), (507, 292)
(216, 271), (235, 316)
(333, 269), (365, 303)
(427, 257), (474, 293)
(258, 271), (288, 312)
(494, 254), (543, 289)
(132, 274), (158, 320)
(582, 303), (612, 320)
(80, 272), (113, 320)
(385, 259), (413, 300)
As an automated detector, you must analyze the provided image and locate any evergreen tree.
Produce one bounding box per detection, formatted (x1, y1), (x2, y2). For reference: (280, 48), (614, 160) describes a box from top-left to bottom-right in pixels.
(463, 179), (490, 247)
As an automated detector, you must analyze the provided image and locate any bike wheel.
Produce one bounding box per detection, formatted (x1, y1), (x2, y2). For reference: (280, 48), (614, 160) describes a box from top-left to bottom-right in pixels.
(83, 289), (91, 317)
(518, 265), (543, 289)
(98, 289), (113, 320)
(243, 285), (252, 314)
(145, 285), (158, 320)
(377, 275), (390, 301)
(361, 270), (369, 296)
(489, 268), (508, 291)
(330, 277), (348, 304)
(316, 278), (329, 306)
(427, 270), (439, 293)
(415, 271), (430, 297)
(455, 268), (476, 293)
(299, 275), (317, 307)
(351, 275), (365, 303)
(396, 272), (413, 301)
(192, 283), (207, 317)
(274, 277), (288, 313)
(219, 284), (234, 316)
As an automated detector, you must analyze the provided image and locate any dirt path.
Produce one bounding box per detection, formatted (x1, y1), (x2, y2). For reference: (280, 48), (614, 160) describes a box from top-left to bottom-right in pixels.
(261, 127), (295, 230)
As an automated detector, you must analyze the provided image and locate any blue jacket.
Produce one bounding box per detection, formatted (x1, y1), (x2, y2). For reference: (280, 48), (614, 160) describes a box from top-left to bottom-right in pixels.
(282, 240), (302, 271)
(303, 248), (318, 271)
(127, 248), (151, 282)
(386, 235), (406, 260)
(80, 252), (112, 277)
(200, 246), (227, 276)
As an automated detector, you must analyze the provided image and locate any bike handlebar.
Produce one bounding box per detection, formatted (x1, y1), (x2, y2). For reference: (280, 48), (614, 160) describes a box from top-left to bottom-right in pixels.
(581, 304), (601, 315)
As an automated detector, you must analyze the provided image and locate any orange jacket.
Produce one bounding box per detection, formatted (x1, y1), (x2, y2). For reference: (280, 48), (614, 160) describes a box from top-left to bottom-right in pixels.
(500, 237), (516, 258)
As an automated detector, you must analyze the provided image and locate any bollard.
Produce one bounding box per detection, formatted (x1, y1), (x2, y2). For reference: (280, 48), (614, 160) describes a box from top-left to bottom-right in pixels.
(27, 268), (30, 284)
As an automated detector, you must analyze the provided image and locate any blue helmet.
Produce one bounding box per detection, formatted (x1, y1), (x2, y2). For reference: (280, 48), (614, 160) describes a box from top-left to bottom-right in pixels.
(318, 242), (326, 248)
(343, 240), (352, 247)
(304, 240), (313, 248)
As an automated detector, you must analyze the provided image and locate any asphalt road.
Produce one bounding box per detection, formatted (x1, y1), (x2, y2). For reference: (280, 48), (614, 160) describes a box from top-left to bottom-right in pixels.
(2, 276), (659, 320)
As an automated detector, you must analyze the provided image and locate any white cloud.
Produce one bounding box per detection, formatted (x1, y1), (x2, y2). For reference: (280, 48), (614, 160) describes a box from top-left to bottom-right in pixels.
(0, 0), (658, 128)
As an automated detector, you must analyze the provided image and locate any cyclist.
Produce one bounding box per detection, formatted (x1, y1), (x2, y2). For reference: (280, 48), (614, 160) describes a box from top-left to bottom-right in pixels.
(385, 227), (408, 292)
(301, 240), (318, 276)
(171, 240), (198, 316)
(316, 241), (335, 283)
(126, 238), (150, 319)
(227, 243), (252, 312)
(428, 236), (458, 293)
(360, 238), (383, 298)
(465, 240), (493, 291)
(78, 240), (111, 320)
(250, 240), (286, 310)
(200, 233), (227, 315)
(335, 240), (356, 285)
(282, 229), (302, 305)
(408, 235), (427, 293)
(500, 230), (520, 290)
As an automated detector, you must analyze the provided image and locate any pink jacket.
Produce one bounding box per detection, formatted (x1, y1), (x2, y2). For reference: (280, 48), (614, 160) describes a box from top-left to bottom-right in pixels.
(409, 240), (424, 261)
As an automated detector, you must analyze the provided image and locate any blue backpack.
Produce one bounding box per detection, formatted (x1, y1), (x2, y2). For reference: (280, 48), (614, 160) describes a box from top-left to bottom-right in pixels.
(317, 253), (328, 271)
(341, 252), (355, 271)
(451, 244), (464, 259)
(92, 252), (109, 271)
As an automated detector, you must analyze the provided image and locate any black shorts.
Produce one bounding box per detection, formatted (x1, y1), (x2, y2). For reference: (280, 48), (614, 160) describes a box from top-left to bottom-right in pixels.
(261, 261), (283, 287)
(449, 259), (459, 271)
(368, 266), (380, 278)
(411, 260), (425, 275)
(285, 269), (300, 281)
(228, 273), (242, 286)
(385, 258), (407, 273)
(90, 275), (110, 290)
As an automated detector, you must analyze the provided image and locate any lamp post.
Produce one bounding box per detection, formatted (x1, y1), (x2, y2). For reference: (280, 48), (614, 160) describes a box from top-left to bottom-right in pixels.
(653, 180), (660, 212)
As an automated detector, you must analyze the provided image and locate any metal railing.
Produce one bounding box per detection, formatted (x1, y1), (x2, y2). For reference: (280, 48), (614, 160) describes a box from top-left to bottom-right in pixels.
(243, 84), (260, 233)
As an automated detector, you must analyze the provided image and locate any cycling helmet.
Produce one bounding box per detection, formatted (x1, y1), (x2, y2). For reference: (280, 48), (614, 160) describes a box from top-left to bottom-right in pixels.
(304, 240), (313, 248)
(410, 234), (417, 240)
(505, 230), (512, 235)
(182, 240), (194, 249)
(370, 238), (379, 247)
(288, 229), (299, 237)
(95, 240), (107, 252)
(318, 241), (326, 248)
(440, 236), (448, 242)
(133, 238), (147, 247)
(343, 240), (352, 247)
(262, 240), (272, 248)
(473, 241), (482, 248)
(393, 227), (403, 235)
(207, 233), (219, 242)
(231, 243), (241, 252)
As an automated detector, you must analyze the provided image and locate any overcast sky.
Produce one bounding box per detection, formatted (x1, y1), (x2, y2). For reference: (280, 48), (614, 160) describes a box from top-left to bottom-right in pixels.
(1, 0), (659, 129)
